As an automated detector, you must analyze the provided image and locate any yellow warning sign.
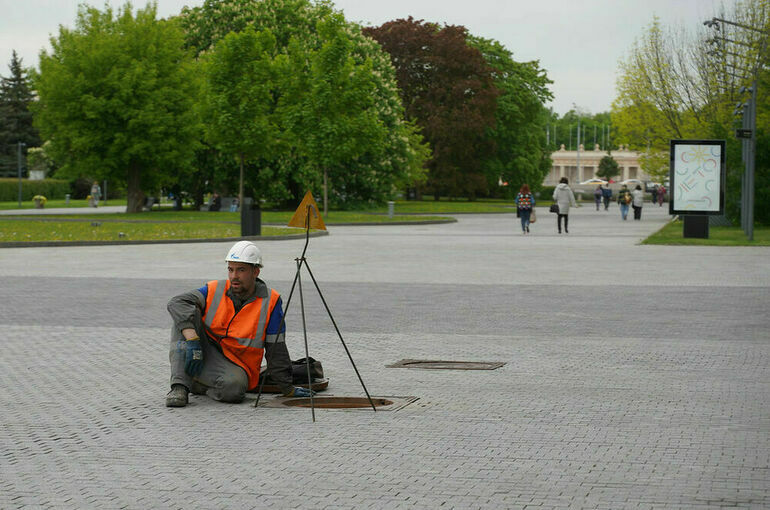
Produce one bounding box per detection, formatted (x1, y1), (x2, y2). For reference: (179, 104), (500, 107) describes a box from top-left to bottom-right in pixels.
(287, 191), (326, 230)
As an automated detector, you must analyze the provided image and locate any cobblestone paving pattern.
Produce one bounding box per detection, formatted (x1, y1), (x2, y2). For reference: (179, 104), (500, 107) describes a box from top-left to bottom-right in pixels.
(1, 206), (768, 509)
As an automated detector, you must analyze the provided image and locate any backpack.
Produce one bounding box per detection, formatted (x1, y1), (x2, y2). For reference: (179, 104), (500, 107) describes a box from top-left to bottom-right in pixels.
(291, 357), (324, 383)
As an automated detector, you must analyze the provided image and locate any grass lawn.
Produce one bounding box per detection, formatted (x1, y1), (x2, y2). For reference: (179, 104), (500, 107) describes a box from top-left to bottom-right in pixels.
(643, 219), (770, 246)
(0, 218), (302, 242)
(375, 198), (516, 213)
(0, 198), (127, 210)
(0, 204), (452, 243)
(5, 209), (449, 223)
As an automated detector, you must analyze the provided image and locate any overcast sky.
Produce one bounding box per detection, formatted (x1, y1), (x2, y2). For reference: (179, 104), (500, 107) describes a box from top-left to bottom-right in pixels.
(0, 0), (734, 116)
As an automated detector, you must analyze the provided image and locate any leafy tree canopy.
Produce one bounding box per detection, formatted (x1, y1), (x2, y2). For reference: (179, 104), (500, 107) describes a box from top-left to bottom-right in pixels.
(611, 1), (770, 224)
(596, 154), (621, 182)
(202, 27), (284, 205)
(0, 50), (40, 176)
(364, 17), (499, 200)
(469, 35), (553, 195)
(181, 0), (426, 208)
(33, 2), (201, 212)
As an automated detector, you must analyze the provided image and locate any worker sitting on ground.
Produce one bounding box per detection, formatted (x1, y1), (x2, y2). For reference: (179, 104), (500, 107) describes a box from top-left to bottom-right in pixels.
(166, 240), (313, 407)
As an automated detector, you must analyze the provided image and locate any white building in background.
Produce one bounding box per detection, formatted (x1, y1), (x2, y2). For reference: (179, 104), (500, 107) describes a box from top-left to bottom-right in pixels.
(543, 143), (650, 187)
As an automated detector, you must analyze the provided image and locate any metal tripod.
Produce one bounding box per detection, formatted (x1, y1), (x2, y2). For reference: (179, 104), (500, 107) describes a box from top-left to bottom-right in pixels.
(253, 205), (376, 421)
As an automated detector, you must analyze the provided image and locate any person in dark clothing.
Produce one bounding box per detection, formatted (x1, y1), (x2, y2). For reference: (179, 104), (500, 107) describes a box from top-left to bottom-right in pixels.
(631, 185), (644, 220)
(601, 185), (612, 210)
(594, 185), (603, 210)
(208, 192), (222, 211)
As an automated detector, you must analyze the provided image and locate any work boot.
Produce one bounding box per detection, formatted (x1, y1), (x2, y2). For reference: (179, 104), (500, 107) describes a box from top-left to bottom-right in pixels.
(166, 384), (189, 407)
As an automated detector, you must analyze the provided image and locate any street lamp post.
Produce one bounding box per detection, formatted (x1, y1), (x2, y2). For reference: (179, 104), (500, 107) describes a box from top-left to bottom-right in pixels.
(573, 105), (581, 183)
(704, 17), (768, 241)
(17, 142), (25, 208)
(576, 116), (581, 182)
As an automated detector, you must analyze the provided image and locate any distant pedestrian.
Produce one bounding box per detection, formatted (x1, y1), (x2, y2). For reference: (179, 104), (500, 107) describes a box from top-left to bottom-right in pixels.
(515, 184), (535, 234)
(631, 185), (644, 220)
(594, 185), (602, 210)
(601, 185), (612, 210)
(657, 185), (666, 206)
(651, 185), (658, 204)
(617, 184), (632, 220)
(209, 192), (221, 212)
(552, 177), (577, 234)
(90, 181), (101, 208)
(229, 197), (239, 212)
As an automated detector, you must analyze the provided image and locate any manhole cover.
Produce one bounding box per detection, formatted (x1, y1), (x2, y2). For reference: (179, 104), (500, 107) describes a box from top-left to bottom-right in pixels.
(387, 359), (505, 370)
(256, 395), (418, 411)
(283, 397), (393, 408)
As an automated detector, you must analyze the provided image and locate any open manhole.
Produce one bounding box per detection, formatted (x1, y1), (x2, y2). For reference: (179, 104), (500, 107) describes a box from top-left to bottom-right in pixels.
(257, 395), (418, 411)
(387, 359), (505, 370)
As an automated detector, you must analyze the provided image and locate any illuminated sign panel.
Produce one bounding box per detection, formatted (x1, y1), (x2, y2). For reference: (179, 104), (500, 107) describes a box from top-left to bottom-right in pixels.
(669, 140), (726, 215)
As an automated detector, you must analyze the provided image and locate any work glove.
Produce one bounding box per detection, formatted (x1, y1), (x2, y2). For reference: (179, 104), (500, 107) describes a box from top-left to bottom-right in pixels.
(182, 337), (204, 377)
(284, 386), (315, 398)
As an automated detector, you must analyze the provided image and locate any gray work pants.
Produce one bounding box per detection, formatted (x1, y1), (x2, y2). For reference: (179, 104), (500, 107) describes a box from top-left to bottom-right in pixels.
(169, 324), (248, 403)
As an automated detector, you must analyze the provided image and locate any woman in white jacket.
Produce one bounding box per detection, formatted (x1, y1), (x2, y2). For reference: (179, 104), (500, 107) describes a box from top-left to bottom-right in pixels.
(552, 177), (577, 234)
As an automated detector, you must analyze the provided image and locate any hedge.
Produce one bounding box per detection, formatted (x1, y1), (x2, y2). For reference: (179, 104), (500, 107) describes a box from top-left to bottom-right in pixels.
(0, 179), (71, 202)
(537, 186), (555, 200)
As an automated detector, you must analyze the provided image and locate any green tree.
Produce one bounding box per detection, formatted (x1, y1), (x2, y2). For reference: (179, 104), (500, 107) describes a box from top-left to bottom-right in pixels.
(0, 50), (40, 176)
(33, 3), (200, 212)
(596, 154), (620, 182)
(364, 17), (499, 200)
(612, 2), (770, 224)
(284, 14), (391, 214)
(468, 36), (553, 195)
(181, 0), (426, 208)
(202, 27), (283, 208)
(638, 150), (669, 183)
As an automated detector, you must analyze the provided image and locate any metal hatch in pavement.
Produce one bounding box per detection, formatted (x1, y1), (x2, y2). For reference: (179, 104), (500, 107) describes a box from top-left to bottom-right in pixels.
(386, 359), (506, 370)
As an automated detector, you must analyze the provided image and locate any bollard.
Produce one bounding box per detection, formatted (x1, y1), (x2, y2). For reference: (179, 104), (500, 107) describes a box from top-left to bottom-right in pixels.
(387, 201), (395, 219)
(65, 194), (70, 205)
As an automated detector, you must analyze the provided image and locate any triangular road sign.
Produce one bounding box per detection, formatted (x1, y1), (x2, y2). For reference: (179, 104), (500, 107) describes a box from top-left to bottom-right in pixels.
(287, 191), (326, 230)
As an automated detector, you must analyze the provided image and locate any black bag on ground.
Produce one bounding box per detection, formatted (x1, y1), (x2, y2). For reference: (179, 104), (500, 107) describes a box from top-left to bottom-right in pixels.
(292, 357), (324, 383)
(549, 204), (559, 213)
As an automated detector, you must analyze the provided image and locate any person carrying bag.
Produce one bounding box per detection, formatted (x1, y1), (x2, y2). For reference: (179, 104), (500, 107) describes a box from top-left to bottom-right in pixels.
(515, 184), (536, 234)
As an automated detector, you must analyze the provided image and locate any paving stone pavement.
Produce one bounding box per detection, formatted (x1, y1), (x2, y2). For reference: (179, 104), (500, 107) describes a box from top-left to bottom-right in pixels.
(1, 202), (769, 509)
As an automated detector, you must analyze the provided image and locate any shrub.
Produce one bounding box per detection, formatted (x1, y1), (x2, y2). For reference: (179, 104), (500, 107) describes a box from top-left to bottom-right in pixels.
(537, 186), (555, 200)
(0, 178), (70, 201)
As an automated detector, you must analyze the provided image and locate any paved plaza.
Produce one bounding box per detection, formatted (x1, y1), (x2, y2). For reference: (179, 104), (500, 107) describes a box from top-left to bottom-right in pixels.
(0, 203), (768, 509)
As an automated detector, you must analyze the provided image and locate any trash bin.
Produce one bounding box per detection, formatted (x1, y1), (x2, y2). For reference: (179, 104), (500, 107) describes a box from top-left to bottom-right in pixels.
(241, 198), (261, 237)
(387, 201), (395, 219)
(65, 194), (70, 205)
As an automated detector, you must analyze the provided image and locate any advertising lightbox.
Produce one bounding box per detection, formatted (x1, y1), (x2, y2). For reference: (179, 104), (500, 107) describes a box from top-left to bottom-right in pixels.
(669, 140), (726, 215)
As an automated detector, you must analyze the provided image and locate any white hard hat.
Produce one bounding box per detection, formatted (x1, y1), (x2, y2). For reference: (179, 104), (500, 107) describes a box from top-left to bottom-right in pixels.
(225, 241), (263, 267)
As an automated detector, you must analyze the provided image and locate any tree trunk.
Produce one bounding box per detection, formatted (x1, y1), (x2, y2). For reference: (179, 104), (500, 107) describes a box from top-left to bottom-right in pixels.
(239, 152), (245, 209)
(126, 161), (145, 213)
(323, 169), (328, 217)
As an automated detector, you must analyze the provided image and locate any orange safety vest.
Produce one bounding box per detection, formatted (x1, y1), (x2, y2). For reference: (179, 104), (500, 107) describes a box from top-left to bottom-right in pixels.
(202, 279), (281, 390)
